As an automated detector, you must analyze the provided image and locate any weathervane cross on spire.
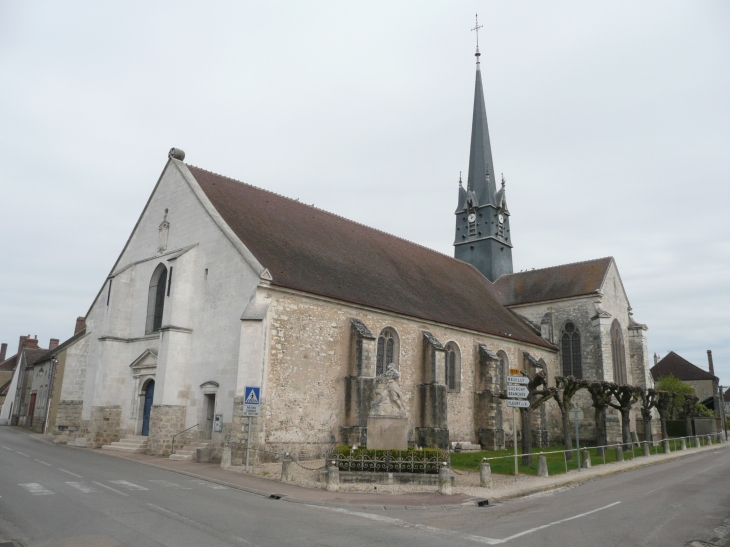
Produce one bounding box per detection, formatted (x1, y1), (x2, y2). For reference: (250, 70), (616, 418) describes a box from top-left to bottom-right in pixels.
(472, 13), (483, 59)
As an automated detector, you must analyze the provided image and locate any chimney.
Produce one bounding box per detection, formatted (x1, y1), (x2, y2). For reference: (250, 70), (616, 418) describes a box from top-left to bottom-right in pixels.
(0, 343), (6, 362)
(24, 336), (39, 349)
(708, 350), (715, 377)
(653, 353), (659, 366)
(17, 335), (28, 354)
(74, 316), (86, 335)
(49, 338), (60, 350)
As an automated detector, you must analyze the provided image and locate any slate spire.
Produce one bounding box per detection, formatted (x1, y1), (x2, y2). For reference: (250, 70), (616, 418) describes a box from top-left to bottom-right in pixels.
(467, 24), (498, 206)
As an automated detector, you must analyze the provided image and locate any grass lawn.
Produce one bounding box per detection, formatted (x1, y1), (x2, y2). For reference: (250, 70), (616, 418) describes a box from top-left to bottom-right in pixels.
(451, 442), (672, 476)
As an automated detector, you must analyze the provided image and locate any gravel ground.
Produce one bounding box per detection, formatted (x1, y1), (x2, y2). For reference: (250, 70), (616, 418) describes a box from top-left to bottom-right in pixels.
(222, 441), (728, 498)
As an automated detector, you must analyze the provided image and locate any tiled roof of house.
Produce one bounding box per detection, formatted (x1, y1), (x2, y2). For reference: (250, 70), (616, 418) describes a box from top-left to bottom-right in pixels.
(0, 379), (11, 397)
(0, 355), (17, 371)
(650, 351), (717, 382)
(188, 165), (553, 350)
(33, 329), (86, 365)
(493, 257), (613, 306)
(24, 348), (49, 368)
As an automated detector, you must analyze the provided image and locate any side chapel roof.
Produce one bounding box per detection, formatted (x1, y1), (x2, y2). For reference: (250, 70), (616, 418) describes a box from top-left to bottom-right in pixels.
(650, 351), (717, 382)
(493, 257), (613, 306)
(187, 165), (553, 350)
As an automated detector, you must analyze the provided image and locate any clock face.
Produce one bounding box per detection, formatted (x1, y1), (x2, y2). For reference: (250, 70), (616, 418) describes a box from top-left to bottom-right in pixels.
(468, 213), (476, 223)
(498, 214), (504, 224)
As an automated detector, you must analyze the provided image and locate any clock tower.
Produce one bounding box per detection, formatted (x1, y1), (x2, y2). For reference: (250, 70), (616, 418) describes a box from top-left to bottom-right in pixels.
(454, 25), (513, 282)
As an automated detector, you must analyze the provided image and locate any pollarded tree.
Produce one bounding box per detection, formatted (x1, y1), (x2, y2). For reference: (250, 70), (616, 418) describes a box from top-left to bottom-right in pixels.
(655, 390), (677, 440)
(607, 383), (641, 450)
(682, 394), (699, 437)
(586, 381), (614, 456)
(638, 388), (658, 443)
(553, 376), (588, 460)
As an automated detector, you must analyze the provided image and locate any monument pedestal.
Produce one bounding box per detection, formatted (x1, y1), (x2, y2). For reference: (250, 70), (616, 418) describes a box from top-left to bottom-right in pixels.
(366, 416), (408, 450)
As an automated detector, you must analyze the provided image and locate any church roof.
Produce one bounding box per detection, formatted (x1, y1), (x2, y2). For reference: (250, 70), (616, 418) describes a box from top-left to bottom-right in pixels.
(188, 165), (553, 350)
(493, 257), (613, 306)
(650, 351), (717, 382)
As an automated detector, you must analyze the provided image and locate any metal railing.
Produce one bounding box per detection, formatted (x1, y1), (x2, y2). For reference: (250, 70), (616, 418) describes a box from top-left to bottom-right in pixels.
(332, 449), (450, 474)
(171, 423), (198, 455)
(475, 433), (722, 477)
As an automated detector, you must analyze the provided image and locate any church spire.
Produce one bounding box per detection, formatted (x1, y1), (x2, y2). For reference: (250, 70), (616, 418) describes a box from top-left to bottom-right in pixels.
(468, 14), (498, 206)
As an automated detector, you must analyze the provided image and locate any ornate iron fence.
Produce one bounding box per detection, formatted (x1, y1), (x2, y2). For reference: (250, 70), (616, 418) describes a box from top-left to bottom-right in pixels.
(333, 449), (449, 474)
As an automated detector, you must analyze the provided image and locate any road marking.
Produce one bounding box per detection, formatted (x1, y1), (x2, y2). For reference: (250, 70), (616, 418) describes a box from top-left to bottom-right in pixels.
(59, 469), (82, 478)
(2, 446), (12, 450)
(146, 505), (260, 547)
(16, 451), (30, 457)
(34, 459), (52, 466)
(149, 480), (192, 489)
(66, 482), (97, 493)
(316, 501), (622, 545)
(110, 480), (148, 491)
(19, 483), (54, 496)
(189, 479), (228, 489)
(92, 481), (128, 496)
(643, 487), (662, 496)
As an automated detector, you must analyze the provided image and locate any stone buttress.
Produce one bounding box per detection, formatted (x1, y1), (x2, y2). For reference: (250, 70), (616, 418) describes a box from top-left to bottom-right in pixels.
(474, 344), (504, 449)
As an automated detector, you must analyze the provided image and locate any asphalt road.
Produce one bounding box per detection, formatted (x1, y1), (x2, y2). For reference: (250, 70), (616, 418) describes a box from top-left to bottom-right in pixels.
(1, 427), (728, 546)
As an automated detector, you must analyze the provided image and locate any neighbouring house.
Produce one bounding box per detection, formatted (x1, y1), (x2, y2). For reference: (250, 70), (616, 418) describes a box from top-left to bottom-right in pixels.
(650, 351), (718, 402)
(0, 336), (53, 426)
(50, 44), (654, 460)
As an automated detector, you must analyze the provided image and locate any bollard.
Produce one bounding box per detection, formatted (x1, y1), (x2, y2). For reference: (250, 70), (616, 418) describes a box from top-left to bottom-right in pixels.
(708, 435), (713, 446)
(479, 460), (492, 488)
(680, 438), (687, 451)
(631, 432), (640, 447)
(615, 445), (624, 462)
(719, 433), (724, 444)
(582, 450), (592, 469)
(537, 455), (548, 478)
(281, 457), (293, 482)
(221, 445), (232, 469)
(694, 436), (701, 448)
(662, 439), (670, 454)
(643, 442), (650, 457)
(438, 465), (453, 495)
(325, 461), (339, 492)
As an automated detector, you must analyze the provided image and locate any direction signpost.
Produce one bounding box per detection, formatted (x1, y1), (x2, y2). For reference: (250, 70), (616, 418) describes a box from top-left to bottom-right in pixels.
(244, 386), (261, 472)
(507, 375), (529, 476)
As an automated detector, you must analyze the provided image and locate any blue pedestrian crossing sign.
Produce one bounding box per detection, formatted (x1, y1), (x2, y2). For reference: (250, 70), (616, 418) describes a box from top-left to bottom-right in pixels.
(245, 386), (260, 406)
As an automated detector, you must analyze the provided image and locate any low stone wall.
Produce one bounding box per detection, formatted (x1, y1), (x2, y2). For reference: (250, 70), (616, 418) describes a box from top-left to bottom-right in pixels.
(148, 405), (186, 456)
(87, 406), (122, 448)
(319, 470), (454, 486)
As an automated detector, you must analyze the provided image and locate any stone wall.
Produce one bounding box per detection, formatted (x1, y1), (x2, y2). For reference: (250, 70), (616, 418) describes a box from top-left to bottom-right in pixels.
(87, 405), (122, 448)
(148, 405), (186, 456)
(51, 400), (84, 443)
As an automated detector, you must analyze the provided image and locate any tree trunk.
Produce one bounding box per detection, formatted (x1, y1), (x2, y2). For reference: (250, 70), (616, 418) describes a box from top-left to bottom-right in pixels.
(595, 406), (607, 457)
(620, 407), (632, 451)
(521, 407), (533, 466)
(660, 418), (668, 441)
(685, 416), (693, 438)
(643, 413), (652, 444)
(562, 408), (573, 461)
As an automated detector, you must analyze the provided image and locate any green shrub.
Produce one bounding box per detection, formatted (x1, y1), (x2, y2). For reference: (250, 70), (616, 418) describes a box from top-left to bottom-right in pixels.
(332, 446), (446, 473)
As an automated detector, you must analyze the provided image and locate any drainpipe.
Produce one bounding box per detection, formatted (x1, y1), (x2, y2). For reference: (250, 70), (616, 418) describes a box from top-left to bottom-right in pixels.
(43, 357), (58, 435)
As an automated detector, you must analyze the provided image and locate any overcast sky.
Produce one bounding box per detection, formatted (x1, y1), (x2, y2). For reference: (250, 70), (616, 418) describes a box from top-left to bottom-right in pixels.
(1, 2), (728, 383)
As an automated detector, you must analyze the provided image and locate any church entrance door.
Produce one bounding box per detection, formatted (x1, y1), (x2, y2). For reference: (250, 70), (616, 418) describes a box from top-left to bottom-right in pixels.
(141, 380), (155, 436)
(204, 394), (215, 439)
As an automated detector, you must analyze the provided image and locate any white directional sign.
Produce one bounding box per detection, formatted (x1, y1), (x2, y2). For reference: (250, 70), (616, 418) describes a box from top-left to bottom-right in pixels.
(506, 399), (530, 408)
(506, 375), (529, 385)
(506, 385), (529, 399)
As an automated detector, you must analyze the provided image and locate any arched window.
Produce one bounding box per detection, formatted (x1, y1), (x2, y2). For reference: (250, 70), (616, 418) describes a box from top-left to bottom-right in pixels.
(376, 328), (399, 376)
(498, 350), (509, 391)
(146, 264), (168, 334)
(445, 342), (461, 392)
(560, 322), (582, 378)
(611, 319), (627, 384)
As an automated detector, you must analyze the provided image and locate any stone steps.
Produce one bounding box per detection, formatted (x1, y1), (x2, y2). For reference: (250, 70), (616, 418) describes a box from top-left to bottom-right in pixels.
(102, 435), (150, 454)
(169, 441), (216, 461)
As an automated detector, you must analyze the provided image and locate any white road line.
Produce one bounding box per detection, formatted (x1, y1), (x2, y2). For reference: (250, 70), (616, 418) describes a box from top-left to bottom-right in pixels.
(16, 451), (29, 457)
(110, 480), (148, 491)
(66, 482), (97, 493)
(34, 459), (52, 466)
(146, 505), (259, 547)
(2, 446), (12, 450)
(59, 469), (82, 478)
(19, 483), (54, 496)
(188, 479), (228, 489)
(92, 481), (128, 496)
(149, 479), (192, 489)
(316, 501), (622, 545)
(643, 487), (662, 496)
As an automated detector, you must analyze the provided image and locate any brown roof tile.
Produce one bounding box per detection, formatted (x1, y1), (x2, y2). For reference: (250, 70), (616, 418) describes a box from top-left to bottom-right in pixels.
(650, 351), (717, 382)
(0, 355), (17, 371)
(493, 257), (613, 306)
(188, 165), (553, 350)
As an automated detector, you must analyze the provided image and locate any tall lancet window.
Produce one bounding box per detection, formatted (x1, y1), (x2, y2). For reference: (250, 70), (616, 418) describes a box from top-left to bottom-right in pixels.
(158, 209), (170, 253)
(611, 319), (627, 384)
(445, 342), (461, 392)
(376, 328), (399, 376)
(146, 264), (168, 334)
(560, 322), (582, 378)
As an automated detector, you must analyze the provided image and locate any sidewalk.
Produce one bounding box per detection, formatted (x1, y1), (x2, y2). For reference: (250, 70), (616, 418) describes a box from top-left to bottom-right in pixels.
(26, 430), (730, 510)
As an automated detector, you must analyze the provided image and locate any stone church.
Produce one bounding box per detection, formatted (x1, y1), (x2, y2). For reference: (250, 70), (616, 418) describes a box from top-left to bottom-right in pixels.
(52, 45), (653, 458)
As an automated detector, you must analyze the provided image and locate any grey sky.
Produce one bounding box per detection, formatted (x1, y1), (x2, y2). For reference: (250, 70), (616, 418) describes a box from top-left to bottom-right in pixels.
(1, 2), (728, 382)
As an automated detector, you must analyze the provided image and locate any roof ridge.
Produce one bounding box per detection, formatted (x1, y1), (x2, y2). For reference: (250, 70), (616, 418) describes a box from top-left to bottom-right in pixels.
(186, 164), (462, 264)
(498, 256), (613, 278)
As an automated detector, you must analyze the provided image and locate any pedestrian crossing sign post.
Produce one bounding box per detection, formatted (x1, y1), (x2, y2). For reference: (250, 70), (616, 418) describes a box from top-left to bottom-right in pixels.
(243, 386), (261, 472)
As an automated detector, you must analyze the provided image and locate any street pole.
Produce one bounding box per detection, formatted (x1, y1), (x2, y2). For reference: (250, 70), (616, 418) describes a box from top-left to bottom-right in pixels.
(513, 406), (518, 477)
(245, 416), (252, 472)
(573, 406), (581, 471)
